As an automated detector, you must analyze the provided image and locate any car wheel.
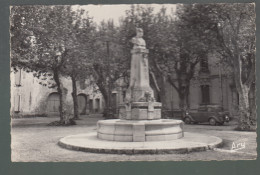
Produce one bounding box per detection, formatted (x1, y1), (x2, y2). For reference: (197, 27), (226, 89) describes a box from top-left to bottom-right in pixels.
(209, 118), (216, 126)
(184, 117), (191, 124)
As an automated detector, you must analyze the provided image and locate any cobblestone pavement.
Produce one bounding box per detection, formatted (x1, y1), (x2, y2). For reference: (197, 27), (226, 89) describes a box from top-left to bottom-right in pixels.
(11, 115), (257, 162)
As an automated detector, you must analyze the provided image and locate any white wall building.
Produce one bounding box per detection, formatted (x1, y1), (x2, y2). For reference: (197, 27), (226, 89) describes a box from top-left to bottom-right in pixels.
(10, 69), (105, 117)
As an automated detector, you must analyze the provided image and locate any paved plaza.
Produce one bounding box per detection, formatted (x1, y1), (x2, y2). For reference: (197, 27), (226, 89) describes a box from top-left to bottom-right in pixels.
(11, 115), (257, 162)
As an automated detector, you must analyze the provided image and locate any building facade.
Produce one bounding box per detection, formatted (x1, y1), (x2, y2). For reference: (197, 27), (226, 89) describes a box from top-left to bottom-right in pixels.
(10, 69), (105, 117)
(111, 53), (246, 118)
(11, 53), (254, 119)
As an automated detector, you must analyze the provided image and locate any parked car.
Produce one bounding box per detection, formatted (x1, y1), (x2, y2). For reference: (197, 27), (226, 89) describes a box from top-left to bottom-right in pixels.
(183, 105), (230, 125)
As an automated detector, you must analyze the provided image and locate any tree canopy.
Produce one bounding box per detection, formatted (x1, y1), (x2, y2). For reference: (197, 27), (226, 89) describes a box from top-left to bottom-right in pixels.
(176, 3), (256, 129)
(10, 5), (96, 123)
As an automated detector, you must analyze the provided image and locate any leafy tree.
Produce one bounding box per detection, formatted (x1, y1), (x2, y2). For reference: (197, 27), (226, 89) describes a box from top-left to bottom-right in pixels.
(165, 4), (217, 110)
(10, 6), (86, 124)
(123, 4), (256, 130)
(211, 3), (255, 130)
(180, 3), (256, 130)
(92, 20), (130, 118)
(62, 8), (96, 119)
(120, 5), (210, 113)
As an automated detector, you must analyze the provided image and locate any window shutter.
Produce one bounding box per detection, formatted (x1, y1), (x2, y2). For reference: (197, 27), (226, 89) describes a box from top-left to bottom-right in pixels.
(14, 95), (21, 112)
(15, 69), (22, 86)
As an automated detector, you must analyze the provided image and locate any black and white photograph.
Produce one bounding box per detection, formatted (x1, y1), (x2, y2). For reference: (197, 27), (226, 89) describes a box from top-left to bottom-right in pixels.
(10, 3), (256, 162)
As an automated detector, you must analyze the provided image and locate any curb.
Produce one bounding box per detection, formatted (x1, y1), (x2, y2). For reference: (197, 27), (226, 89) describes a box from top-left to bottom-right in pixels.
(58, 132), (223, 155)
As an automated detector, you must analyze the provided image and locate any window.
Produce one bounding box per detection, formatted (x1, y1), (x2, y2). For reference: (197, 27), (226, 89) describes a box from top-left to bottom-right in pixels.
(79, 79), (86, 90)
(200, 56), (209, 73)
(14, 95), (21, 112)
(15, 69), (22, 86)
(201, 85), (210, 104)
(95, 98), (100, 113)
(29, 92), (32, 109)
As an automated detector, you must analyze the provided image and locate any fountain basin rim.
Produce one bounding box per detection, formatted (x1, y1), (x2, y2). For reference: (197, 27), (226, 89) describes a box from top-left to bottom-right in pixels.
(118, 102), (162, 107)
(97, 119), (184, 126)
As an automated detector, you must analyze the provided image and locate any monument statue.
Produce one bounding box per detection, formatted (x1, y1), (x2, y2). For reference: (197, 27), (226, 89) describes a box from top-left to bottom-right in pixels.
(130, 28), (146, 49)
(125, 27), (154, 104)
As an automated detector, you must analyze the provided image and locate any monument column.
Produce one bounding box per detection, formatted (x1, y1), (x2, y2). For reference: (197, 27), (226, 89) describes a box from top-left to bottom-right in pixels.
(119, 27), (161, 120)
(128, 48), (154, 102)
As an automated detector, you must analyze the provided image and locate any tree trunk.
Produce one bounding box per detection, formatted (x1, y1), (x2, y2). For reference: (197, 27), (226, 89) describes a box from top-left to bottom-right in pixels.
(150, 73), (169, 118)
(178, 91), (188, 118)
(184, 81), (191, 109)
(249, 84), (256, 122)
(233, 54), (253, 130)
(179, 92), (185, 110)
(237, 85), (251, 130)
(53, 70), (64, 122)
(238, 86), (250, 111)
(185, 85), (190, 109)
(157, 76), (168, 109)
(149, 57), (168, 109)
(98, 85), (108, 107)
(95, 80), (111, 118)
(71, 75), (79, 120)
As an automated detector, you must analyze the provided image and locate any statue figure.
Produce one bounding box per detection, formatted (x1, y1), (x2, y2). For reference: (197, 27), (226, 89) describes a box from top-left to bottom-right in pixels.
(131, 28), (146, 49)
(124, 27), (153, 102)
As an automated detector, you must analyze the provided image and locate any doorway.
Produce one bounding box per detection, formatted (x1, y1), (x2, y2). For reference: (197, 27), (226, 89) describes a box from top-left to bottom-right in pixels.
(47, 92), (60, 115)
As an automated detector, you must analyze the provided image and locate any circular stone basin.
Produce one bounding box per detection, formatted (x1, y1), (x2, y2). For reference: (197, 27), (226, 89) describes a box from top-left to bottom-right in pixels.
(58, 132), (223, 154)
(97, 119), (184, 142)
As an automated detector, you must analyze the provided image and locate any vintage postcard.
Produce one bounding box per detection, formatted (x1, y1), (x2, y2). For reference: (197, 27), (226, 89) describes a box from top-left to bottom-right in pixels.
(10, 3), (256, 162)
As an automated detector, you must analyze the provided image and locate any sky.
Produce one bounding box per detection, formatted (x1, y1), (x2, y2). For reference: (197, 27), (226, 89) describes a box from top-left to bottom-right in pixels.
(73, 4), (177, 26)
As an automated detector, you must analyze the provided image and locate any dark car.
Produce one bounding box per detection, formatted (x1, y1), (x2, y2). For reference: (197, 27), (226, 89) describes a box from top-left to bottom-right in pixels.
(183, 105), (230, 125)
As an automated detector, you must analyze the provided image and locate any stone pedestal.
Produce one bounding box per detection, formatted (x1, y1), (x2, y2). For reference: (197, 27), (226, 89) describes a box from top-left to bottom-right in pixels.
(118, 102), (162, 120)
(126, 48), (154, 102)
